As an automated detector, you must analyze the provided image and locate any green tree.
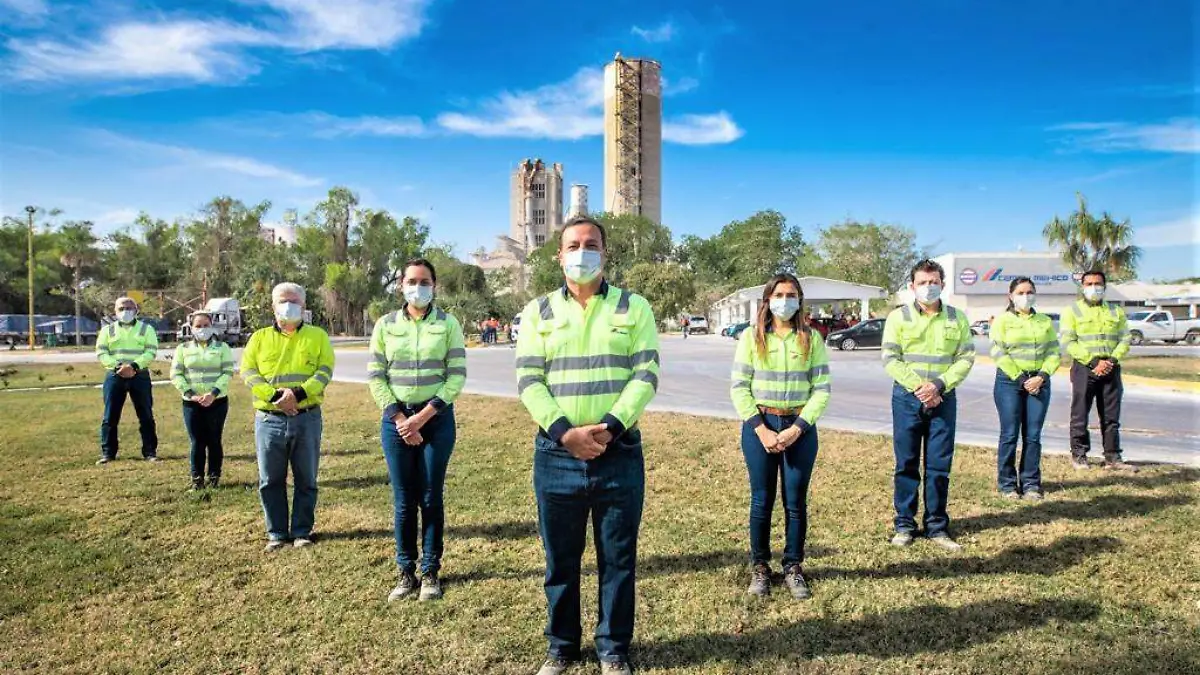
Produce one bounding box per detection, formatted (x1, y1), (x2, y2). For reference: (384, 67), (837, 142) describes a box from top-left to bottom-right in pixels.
(1043, 193), (1141, 281)
(814, 219), (927, 292)
(182, 197), (272, 298)
(624, 261), (696, 326)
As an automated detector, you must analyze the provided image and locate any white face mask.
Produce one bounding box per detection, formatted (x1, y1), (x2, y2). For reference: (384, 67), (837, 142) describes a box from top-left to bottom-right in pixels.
(769, 297), (800, 321)
(403, 284), (434, 308)
(1012, 294), (1036, 311)
(1082, 286), (1106, 302)
(915, 284), (942, 305)
(563, 249), (603, 284)
(275, 301), (303, 324)
(117, 309), (136, 323)
(192, 326), (214, 342)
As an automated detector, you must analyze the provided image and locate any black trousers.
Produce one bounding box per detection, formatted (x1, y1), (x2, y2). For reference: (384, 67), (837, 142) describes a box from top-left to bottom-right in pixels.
(1069, 362), (1123, 462)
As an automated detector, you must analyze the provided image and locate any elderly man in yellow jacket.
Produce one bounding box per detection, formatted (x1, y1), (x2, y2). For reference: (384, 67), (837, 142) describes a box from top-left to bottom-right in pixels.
(95, 296), (160, 464)
(241, 283), (335, 552)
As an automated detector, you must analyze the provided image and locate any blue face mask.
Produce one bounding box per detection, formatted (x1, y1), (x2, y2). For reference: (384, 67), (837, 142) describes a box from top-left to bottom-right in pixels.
(563, 249), (603, 284)
(403, 284), (434, 308)
(915, 284), (943, 305)
(769, 297), (800, 321)
(117, 309), (137, 323)
(275, 302), (303, 324)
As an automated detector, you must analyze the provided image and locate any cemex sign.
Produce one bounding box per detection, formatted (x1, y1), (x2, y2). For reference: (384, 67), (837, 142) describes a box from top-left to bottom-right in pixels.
(949, 253), (1076, 295)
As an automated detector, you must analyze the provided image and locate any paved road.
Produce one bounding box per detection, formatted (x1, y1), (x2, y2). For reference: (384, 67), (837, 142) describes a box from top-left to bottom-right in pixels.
(5, 337), (1197, 466)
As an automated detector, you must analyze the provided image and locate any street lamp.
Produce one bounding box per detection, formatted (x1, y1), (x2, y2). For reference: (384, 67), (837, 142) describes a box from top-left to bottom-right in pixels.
(25, 206), (36, 349)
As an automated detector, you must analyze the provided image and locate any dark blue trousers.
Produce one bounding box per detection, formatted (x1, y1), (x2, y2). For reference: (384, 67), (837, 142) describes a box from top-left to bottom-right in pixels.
(740, 414), (819, 567)
(99, 370), (158, 459)
(993, 372), (1050, 493)
(892, 384), (957, 536)
(182, 397), (229, 478)
(381, 405), (457, 575)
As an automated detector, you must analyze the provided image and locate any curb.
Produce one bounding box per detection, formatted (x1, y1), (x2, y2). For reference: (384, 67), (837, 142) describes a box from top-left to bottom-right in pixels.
(972, 355), (1200, 394)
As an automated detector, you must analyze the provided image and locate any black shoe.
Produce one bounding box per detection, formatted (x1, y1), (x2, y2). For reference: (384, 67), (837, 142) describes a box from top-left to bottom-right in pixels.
(747, 562), (771, 597)
(783, 564), (811, 600)
(145, 455), (161, 463)
(207, 475), (220, 489)
(188, 476), (204, 492)
(96, 456), (113, 465)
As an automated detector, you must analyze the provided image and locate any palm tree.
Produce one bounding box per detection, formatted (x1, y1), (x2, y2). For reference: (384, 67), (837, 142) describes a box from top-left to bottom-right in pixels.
(1043, 193), (1141, 281)
(57, 221), (98, 346)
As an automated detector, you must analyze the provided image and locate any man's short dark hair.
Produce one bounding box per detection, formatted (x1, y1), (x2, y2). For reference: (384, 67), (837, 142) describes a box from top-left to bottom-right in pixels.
(1081, 270), (1107, 285)
(561, 216), (606, 248)
(909, 259), (945, 284)
(403, 258), (437, 284)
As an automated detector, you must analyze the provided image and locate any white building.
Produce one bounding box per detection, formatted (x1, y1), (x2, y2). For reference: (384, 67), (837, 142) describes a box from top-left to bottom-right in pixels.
(893, 252), (1081, 322)
(711, 276), (888, 328)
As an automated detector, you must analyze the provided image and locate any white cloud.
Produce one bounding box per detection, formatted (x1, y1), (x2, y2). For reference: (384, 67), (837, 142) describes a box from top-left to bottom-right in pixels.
(632, 21), (676, 43)
(93, 208), (141, 230)
(304, 112), (426, 138)
(662, 75), (699, 96)
(663, 112), (744, 145)
(436, 68), (604, 140)
(92, 131), (323, 187)
(1050, 118), (1200, 154)
(0, 0), (47, 17)
(1137, 214), (1200, 248)
(6, 0), (430, 84)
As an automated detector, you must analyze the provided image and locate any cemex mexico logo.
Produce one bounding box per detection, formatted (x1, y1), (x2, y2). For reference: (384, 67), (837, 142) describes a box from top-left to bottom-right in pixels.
(965, 268), (1073, 285)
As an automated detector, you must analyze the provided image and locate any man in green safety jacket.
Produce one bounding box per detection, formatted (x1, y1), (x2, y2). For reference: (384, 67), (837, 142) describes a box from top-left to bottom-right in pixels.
(1059, 270), (1137, 472)
(241, 282), (335, 552)
(881, 259), (975, 550)
(95, 296), (160, 464)
(516, 216), (659, 675)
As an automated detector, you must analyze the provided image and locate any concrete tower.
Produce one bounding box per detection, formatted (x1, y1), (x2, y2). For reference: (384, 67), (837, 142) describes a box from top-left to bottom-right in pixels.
(603, 54), (662, 224)
(568, 184), (589, 218)
(509, 159), (564, 252)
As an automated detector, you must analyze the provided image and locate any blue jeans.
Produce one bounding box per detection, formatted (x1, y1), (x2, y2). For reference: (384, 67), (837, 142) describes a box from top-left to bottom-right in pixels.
(994, 372), (1050, 493)
(892, 384), (957, 536)
(255, 408), (323, 541)
(533, 430), (645, 663)
(740, 414), (819, 567)
(182, 397), (229, 478)
(99, 370), (158, 458)
(381, 405), (457, 575)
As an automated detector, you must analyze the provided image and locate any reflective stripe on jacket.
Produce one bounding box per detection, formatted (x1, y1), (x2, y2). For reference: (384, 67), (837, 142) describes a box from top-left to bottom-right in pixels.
(96, 320), (158, 370)
(990, 311), (1060, 380)
(1059, 299), (1130, 364)
(881, 302), (975, 393)
(240, 323), (335, 411)
(171, 340), (236, 399)
(367, 305), (467, 418)
(730, 326), (832, 428)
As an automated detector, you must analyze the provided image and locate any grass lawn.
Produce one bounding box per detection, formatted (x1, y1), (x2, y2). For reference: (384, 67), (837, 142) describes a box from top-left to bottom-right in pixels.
(0, 362), (174, 389)
(0, 384), (1197, 674)
(1119, 356), (1200, 383)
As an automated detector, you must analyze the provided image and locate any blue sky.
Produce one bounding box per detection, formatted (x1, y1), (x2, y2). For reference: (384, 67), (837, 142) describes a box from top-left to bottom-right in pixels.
(2, 0), (1196, 279)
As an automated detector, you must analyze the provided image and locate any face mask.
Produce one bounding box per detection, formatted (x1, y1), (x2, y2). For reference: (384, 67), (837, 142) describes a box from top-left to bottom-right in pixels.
(769, 297), (801, 321)
(403, 284), (434, 308)
(562, 249), (603, 284)
(192, 326), (214, 342)
(1012, 294), (1036, 311)
(275, 302), (303, 324)
(1082, 286), (1106, 302)
(915, 284), (942, 305)
(117, 309), (136, 323)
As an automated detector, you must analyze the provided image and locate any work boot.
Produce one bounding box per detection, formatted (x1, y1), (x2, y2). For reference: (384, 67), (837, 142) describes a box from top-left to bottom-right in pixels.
(1000, 491), (1021, 500)
(890, 531), (914, 547)
(419, 571), (443, 601)
(1072, 457), (1090, 471)
(601, 660), (633, 675)
(293, 537), (315, 549)
(387, 570), (419, 602)
(783, 564), (811, 600)
(96, 456), (113, 465)
(928, 533), (963, 551)
(535, 658), (575, 675)
(1023, 489), (1044, 501)
(747, 563), (771, 597)
(1102, 460), (1139, 473)
(188, 476), (204, 492)
(263, 540), (287, 553)
(145, 455), (161, 463)
(207, 475), (220, 489)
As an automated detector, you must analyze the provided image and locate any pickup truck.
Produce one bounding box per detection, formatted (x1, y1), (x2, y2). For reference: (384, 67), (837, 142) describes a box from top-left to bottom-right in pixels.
(1125, 310), (1200, 345)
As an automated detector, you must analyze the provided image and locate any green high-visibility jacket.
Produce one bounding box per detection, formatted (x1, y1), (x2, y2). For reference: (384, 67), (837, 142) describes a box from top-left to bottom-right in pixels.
(367, 305), (467, 419)
(882, 302), (975, 393)
(730, 326), (832, 430)
(1059, 299), (1130, 365)
(171, 340), (236, 399)
(989, 310), (1060, 381)
(515, 282), (660, 441)
(240, 323), (335, 411)
(96, 320), (158, 370)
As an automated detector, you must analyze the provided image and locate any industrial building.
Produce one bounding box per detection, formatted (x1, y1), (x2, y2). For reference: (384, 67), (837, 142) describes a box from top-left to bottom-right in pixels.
(711, 277), (888, 328)
(604, 54), (662, 224)
(568, 184), (589, 218)
(471, 158), (565, 288)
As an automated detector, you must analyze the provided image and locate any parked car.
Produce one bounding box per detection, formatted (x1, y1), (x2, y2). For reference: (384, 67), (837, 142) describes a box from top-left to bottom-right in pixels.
(970, 320), (991, 337)
(727, 321), (751, 339)
(686, 316), (709, 334)
(826, 318), (886, 351)
(807, 317), (848, 339)
(1126, 310), (1200, 345)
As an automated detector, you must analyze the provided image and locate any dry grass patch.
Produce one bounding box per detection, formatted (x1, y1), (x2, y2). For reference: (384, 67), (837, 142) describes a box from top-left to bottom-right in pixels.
(1120, 356), (1200, 383)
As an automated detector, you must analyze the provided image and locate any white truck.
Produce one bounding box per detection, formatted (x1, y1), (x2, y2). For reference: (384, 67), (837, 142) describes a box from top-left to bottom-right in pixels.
(176, 297), (249, 346)
(1125, 310), (1200, 346)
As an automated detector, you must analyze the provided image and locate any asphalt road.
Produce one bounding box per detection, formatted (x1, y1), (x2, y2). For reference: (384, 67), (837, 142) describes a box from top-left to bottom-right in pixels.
(5, 336), (1197, 466)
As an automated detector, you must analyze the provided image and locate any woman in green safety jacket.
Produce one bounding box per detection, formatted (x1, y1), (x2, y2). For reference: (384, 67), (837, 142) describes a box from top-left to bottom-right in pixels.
(367, 259), (467, 603)
(730, 273), (832, 601)
(989, 277), (1060, 500)
(171, 311), (235, 491)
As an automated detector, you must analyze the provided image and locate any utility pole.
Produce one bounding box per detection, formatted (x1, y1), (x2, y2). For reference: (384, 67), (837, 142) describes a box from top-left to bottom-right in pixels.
(75, 220), (91, 348)
(25, 206), (36, 349)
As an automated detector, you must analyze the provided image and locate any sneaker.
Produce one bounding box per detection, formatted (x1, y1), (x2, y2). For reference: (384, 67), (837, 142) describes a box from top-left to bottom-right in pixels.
(293, 537), (315, 549)
(145, 455), (161, 463)
(1072, 458), (1090, 471)
(1102, 460), (1139, 473)
(600, 661), (632, 675)
(746, 563), (771, 597)
(783, 564), (812, 600)
(188, 476), (204, 492)
(207, 476), (220, 489)
(1000, 491), (1021, 500)
(1023, 489), (1044, 501)
(928, 533), (963, 551)
(264, 540), (287, 553)
(890, 531), (914, 547)
(387, 570), (419, 602)
(419, 572), (443, 601)
(96, 456), (113, 465)
(535, 658), (575, 675)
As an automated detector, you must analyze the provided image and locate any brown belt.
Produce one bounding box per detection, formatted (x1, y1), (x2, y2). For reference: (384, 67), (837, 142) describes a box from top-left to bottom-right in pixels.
(758, 405), (802, 416)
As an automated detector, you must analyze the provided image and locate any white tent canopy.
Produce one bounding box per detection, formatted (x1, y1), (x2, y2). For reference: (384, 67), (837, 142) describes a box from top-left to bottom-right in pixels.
(710, 276), (887, 328)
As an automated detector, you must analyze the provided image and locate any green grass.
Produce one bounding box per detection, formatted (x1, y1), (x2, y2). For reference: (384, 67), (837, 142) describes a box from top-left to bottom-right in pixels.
(1120, 356), (1200, 383)
(0, 362), (173, 389)
(0, 384), (1197, 674)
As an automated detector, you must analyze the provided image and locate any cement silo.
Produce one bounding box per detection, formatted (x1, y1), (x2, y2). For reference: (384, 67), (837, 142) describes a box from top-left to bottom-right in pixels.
(603, 54), (662, 224)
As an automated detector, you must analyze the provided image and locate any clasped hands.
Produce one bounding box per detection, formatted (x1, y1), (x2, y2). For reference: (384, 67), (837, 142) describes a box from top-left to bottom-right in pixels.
(189, 392), (217, 408)
(274, 388), (300, 416)
(1022, 374), (1046, 395)
(1092, 359), (1115, 378)
(914, 381), (943, 409)
(754, 423), (804, 454)
(561, 424), (613, 461)
(116, 363), (136, 379)
(392, 409), (434, 446)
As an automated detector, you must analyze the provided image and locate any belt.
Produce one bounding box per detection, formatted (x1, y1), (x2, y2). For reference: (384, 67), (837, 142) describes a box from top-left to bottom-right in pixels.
(262, 405), (320, 417)
(758, 405), (802, 417)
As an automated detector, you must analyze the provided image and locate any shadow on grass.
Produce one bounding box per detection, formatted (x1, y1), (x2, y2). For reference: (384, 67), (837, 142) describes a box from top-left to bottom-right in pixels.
(634, 598), (1101, 667)
(1044, 468), (1200, 493)
(955, 493), (1192, 536)
(323, 474), (390, 489)
(813, 535), (1120, 581)
(223, 448), (377, 461)
(318, 520), (540, 544)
